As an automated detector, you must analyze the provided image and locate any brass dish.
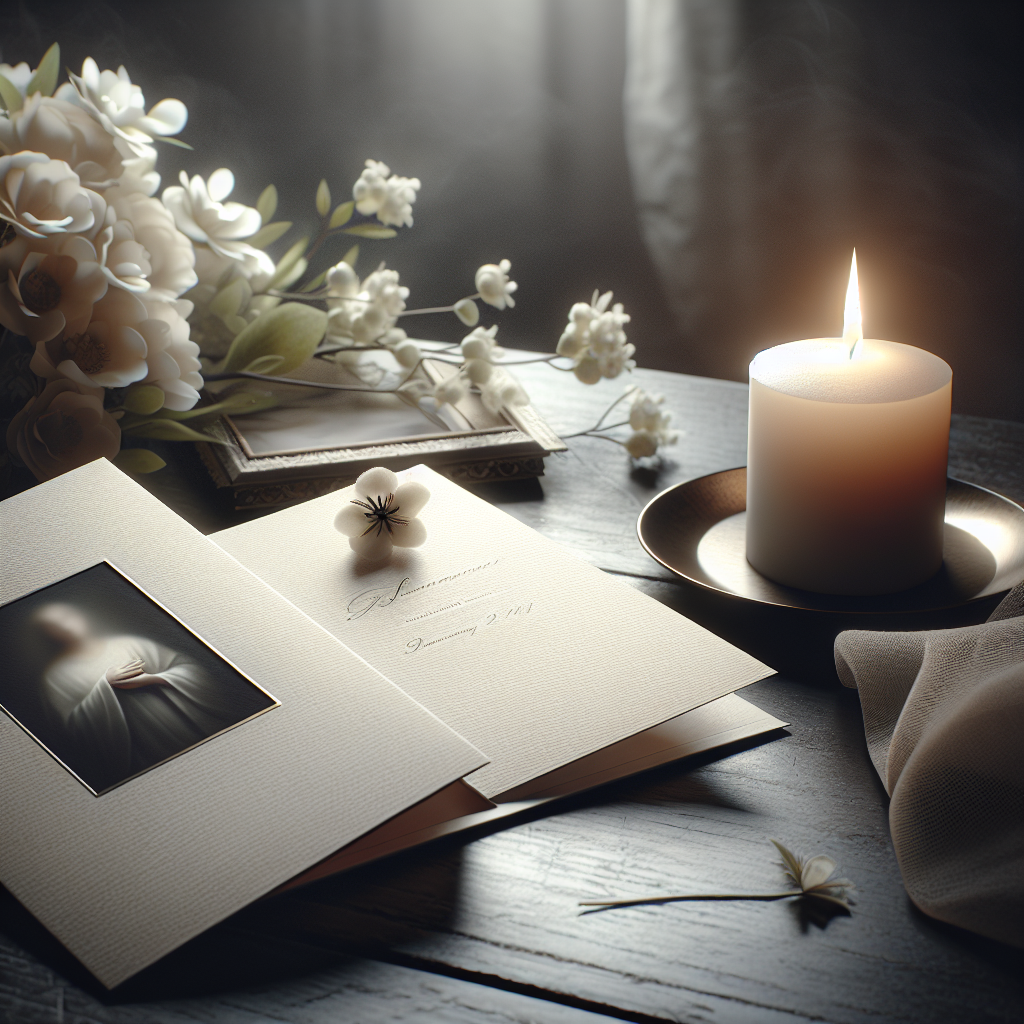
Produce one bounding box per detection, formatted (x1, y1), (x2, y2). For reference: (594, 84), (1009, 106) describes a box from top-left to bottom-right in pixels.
(637, 468), (1024, 614)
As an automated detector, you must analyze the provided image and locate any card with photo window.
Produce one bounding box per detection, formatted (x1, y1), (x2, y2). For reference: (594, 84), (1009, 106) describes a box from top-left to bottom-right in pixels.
(0, 459), (485, 990)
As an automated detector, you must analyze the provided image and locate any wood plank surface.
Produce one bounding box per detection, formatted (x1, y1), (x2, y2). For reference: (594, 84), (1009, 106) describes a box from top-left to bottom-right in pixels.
(2, 366), (1021, 1024)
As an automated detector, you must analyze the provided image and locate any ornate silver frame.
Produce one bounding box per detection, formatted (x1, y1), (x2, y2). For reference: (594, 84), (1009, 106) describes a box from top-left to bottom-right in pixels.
(197, 352), (567, 509)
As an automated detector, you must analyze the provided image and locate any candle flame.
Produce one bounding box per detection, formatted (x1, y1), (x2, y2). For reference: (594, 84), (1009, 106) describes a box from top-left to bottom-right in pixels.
(842, 250), (862, 358)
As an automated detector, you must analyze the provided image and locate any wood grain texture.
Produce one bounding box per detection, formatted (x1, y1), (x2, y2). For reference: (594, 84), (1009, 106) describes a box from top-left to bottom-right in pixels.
(2, 367), (1021, 1023)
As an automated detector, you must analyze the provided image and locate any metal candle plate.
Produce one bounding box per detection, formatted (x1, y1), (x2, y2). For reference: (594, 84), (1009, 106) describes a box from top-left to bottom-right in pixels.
(637, 468), (1024, 614)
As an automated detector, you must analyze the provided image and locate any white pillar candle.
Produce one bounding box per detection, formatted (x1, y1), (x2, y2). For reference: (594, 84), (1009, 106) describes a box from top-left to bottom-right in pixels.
(745, 254), (952, 595)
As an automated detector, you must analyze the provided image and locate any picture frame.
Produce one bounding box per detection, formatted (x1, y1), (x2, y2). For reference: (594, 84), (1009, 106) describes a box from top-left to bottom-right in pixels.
(196, 344), (567, 509)
(0, 560), (279, 797)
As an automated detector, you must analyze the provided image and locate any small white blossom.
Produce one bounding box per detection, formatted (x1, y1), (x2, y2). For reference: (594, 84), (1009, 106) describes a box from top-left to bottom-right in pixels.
(352, 159), (421, 228)
(479, 367), (529, 414)
(393, 339), (422, 368)
(334, 467), (430, 563)
(433, 375), (468, 407)
(325, 262), (409, 347)
(454, 297), (479, 326)
(624, 388), (677, 458)
(556, 290), (635, 384)
(475, 259), (517, 310)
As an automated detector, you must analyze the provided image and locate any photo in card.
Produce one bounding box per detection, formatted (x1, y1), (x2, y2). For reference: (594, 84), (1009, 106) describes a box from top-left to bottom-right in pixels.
(0, 561), (278, 796)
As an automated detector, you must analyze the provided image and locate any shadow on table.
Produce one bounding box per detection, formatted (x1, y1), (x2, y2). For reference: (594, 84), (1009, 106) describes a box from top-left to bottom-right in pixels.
(0, 845), (469, 1003)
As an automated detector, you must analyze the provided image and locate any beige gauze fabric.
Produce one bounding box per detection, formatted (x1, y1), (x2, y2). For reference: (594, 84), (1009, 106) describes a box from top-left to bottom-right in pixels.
(834, 583), (1023, 947)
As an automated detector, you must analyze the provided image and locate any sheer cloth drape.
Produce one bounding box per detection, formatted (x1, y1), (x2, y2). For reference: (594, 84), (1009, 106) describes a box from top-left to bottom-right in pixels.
(835, 583), (1024, 947)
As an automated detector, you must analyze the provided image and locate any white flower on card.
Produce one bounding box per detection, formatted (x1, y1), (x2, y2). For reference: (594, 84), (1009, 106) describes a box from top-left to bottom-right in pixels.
(334, 467), (430, 562)
(475, 259), (517, 310)
(352, 159), (421, 228)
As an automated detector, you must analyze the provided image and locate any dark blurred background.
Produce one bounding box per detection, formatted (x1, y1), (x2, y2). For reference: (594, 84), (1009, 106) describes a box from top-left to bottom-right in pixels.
(2, 0), (1020, 419)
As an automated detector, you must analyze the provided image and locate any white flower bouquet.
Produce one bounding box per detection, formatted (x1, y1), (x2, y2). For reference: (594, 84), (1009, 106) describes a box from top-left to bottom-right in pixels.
(0, 43), (671, 489)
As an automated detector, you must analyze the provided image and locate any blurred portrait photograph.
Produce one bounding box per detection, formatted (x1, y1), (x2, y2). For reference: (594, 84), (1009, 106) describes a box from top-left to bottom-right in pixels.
(0, 562), (278, 795)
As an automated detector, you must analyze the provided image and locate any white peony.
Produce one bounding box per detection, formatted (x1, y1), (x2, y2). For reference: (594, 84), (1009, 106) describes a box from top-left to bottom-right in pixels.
(334, 467), (430, 563)
(556, 290), (635, 384)
(352, 159), (421, 228)
(475, 259), (517, 310)
(162, 169), (268, 274)
(30, 285), (149, 389)
(108, 191), (197, 299)
(137, 297), (203, 410)
(0, 153), (102, 237)
(0, 234), (107, 343)
(115, 154), (161, 197)
(325, 262), (409, 346)
(57, 58), (187, 160)
(0, 93), (123, 189)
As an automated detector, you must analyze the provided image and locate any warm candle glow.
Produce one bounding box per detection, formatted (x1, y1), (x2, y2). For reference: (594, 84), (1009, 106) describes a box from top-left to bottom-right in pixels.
(842, 250), (862, 358)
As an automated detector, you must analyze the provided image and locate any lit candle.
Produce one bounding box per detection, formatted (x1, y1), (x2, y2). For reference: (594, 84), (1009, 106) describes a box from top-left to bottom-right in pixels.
(745, 253), (952, 595)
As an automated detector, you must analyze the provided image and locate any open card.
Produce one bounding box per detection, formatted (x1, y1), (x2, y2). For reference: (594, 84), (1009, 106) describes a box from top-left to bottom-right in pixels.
(0, 460), (484, 988)
(214, 466), (785, 882)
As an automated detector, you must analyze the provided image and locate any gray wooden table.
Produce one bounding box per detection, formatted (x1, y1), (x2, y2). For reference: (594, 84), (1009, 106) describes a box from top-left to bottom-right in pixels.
(3, 366), (1022, 1024)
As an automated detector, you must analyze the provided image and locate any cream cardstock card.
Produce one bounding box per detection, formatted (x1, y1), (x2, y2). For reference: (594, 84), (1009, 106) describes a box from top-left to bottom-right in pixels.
(215, 466), (775, 799)
(0, 460), (485, 988)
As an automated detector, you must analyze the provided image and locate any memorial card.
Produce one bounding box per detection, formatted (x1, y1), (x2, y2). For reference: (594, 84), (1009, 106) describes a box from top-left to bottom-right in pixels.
(0, 460), (485, 989)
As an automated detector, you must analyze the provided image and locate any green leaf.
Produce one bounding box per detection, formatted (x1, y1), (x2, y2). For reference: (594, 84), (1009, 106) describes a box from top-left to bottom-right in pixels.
(243, 354), (285, 374)
(0, 74), (23, 113)
(342, 244), (359, 267)
(247, 220), (292, 249)
(121, 384), (166, 416)
(329, 200), (354, 229)
(267, 236), (309, 290)
(220, 301), (327, 375)
(342, 224), (398, 239)
(299, 269), (328, 292)
(316, 179), (331, 217)
(26, 42), (60, 98)
(256, 184), (278, 222)
(114, 448), (167, 474)
(209, 277), (250, 319)
(274, 257), (307, 291)
(123, 419), (230, 444)
(156, 136), (193, 150)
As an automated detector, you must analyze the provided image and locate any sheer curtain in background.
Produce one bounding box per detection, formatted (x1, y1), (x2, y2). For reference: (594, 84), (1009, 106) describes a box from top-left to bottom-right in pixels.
(625, 0), (1022, 420)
